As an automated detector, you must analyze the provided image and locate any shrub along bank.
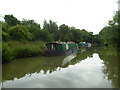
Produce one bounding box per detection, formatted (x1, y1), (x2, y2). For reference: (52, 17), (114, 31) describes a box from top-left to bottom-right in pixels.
(2, 41), (46, 63)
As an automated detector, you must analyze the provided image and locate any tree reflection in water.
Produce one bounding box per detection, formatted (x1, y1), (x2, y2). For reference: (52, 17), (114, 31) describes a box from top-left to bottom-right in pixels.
(98, 47), (119, 88)
(2, 47), (96, 81)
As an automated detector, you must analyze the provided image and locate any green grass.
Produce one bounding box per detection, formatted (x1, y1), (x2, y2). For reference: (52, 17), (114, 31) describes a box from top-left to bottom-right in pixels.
(2, 41), (46, 63)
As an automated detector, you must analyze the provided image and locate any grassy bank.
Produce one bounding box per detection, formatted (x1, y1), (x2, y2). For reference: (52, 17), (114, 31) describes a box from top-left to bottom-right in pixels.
(2, 41), (46, 63)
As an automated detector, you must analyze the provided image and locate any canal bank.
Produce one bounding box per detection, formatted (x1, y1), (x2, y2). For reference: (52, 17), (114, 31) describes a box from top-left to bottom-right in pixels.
(2, 41), (78, 63)
(2, 41), (46, 63)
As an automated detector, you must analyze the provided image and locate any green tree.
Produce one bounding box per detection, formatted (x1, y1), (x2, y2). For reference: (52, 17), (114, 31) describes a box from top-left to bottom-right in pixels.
(71, 29), (82, 43)
(9, 25), (32, 41)
(43, 20), (58, 33)
(1, 21), (11, 41)
(43, 20), (58, 41)
(59, 24), (72, 41)
(2, 43), (13, 63)
(4, 15), (20, 26)
(2, 31), (10, 41)
(39, 29), (53, 42)
(21, 19), (41, 33)
(21, 19), (41, 40)
(92, 34), (100, 44)
(1, 21), (8, 32)
(99, 11), (119, 47)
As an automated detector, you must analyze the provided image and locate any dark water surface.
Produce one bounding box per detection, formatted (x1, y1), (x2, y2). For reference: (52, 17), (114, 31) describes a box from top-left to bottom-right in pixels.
(2, 47), (119, 88)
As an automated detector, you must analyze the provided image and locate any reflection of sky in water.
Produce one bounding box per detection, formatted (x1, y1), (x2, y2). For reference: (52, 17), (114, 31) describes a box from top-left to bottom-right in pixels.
(3, 53), (112, 88)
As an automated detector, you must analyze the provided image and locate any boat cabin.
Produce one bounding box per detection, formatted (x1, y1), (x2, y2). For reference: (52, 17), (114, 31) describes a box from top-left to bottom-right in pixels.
(45, 42), (77, 56)
(46, 42), (77, 51)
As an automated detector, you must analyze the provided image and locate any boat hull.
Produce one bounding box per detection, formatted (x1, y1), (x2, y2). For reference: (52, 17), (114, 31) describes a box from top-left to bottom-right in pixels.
(45, 48), (77, 56)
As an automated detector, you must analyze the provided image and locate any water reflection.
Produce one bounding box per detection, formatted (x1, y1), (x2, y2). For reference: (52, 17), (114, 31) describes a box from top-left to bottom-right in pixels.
(2, 56), (65, 81)
(98, 47), (119, 88)
(62, 53), (77, 66)
(2, 47), (119, 88)
(2, 48), (95, 81)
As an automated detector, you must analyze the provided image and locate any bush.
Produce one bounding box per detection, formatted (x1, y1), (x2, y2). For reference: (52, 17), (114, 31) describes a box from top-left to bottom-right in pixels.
(2, 43), (13, 63)
(2, 41), (45, 62)
(2, 41), (46, 63)
(2, 31), (10, 41)
(12, 41), (45, 58)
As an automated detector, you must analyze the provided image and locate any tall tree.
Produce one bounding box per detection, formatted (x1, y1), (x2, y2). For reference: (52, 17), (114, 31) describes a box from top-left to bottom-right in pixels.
(58, 24), (72, 41)
(9, 25), (32, 41)
(43, 20), (58, 41)
(43, 20), (58, 33)
(4, 15), (20, 26)
(99, 11), (120, 47)
(21, 19), (41, 40)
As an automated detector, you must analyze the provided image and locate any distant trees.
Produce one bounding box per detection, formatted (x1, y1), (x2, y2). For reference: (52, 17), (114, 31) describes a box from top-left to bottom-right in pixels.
(36, 29), (53, 42)
(43, 20), (58, 41)
(58, 24), (72, 41)
(43, 20), (58, 33)
(2, 14), (101, 44)
(21, 19), (41, 40)
(2, 11), (119, 47)
(71, 28), (82, 43)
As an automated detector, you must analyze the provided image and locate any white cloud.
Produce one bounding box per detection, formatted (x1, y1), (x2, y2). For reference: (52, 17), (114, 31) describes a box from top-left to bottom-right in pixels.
(0, 0), (118, 34)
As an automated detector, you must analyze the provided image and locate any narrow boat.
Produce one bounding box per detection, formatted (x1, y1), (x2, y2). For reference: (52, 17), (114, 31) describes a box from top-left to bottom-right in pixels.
(77, 42), (86, 49)
(44, 42), (77, 56)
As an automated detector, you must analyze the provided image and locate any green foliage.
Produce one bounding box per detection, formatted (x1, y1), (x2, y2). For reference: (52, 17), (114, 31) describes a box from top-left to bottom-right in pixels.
(21, 19), (41, 33)
(59, 24), (72, 41)
(4, 15), (20, 26)
(92, 34), (100, 44)
(2, 14), (98, 43)
(21, 19), (41, 40)
(43, 20), (58, 33)
(40, 29), (53, 42)
(98, 47), (118, 88)
(2, 41), (46, 63)
(2, 43), (13, 63)
(81, 30), (90, 42)
(43, 20), (58, 41)
(72, 29), (83, 43)
(2, 14), (105, 64)
(59, 24), (69, 34)
(10, 41), (45, 58)
(70, 28), (95, 43)
(2, 31), (10, 41)
(9, 25), (32, 41)
(99, 11), (119, 47)
(1, 21), (8, 33)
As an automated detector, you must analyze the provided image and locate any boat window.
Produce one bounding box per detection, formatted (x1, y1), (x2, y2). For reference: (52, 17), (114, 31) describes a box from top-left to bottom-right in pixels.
(51, 45), (56, 50)
(66, 44), (69, 50)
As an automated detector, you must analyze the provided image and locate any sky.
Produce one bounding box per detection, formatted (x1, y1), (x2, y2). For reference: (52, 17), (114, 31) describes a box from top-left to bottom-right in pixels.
(0, 0), (118, 34)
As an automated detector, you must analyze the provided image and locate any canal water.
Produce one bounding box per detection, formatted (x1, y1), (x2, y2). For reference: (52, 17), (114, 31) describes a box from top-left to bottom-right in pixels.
(2, 47), (119, 88)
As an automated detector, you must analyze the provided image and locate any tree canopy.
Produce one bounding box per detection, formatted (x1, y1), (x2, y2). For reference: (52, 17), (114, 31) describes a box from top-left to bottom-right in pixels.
(99, 11), (120, 47)
(2, 12), (119, 47)
(4, 15), (20, 26)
